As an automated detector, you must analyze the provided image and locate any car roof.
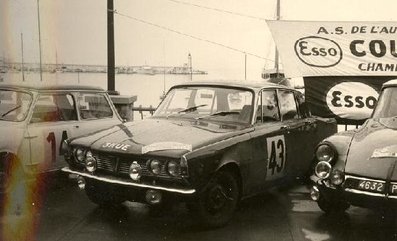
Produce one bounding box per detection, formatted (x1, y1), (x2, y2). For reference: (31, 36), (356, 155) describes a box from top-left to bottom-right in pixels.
(0, 82), (105, 92)
(171, 80), (295, 92)
(383, 79), (397, 89)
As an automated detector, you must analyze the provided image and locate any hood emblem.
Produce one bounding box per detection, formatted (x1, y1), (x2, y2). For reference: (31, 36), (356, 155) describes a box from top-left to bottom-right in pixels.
(102, 142), (131, 151)
(142, 142), (192, 154)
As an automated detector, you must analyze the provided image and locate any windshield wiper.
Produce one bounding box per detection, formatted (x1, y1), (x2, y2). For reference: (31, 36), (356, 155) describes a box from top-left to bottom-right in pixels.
(177, 104), (207, 113)
(165, 104), (208, 119)
(1, 105), (22, 118)
(196, 111), (240, 120)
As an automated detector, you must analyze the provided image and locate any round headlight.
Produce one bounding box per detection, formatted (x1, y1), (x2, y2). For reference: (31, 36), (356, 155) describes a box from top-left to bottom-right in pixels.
(129, 161), (141, 181)
(149, 159), (162, 175)
(167, 161), (180, 177)
(315, 144), (335, 162)
(330, 170), (345, 185)
(85, 151), (97, 172)
(74, 148), (86, 163)
(315, 161), (332, 179)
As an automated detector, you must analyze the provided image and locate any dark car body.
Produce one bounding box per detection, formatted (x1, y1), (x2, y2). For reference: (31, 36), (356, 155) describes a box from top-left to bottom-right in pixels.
(62, 81), (337, 227)
(310, 79), (397, 213)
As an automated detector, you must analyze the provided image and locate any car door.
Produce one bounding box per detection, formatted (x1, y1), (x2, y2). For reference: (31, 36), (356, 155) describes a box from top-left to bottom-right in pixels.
(277, 89), (314, 178)
(246, 89), (293, 194)
(27, 92), (79, 172)
(72, 91), (121, 137)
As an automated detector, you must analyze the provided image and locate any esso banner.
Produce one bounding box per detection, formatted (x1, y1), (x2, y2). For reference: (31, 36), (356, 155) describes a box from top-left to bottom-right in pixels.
(303, 76), (394, 124)
(325, 82), (378, 120)
(267, 20), (397, 77)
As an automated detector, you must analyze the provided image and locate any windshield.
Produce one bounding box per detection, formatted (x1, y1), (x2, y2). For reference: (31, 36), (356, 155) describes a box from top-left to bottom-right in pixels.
(154, 86), (254, 124)
(372, 87), (397, 119)
(0, 89), (33, 122)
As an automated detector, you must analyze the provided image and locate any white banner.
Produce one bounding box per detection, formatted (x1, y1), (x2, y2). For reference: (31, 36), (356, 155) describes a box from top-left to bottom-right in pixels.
(267, 20), (397, 77)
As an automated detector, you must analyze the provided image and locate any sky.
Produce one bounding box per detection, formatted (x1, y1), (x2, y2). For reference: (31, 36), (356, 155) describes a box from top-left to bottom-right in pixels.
(1, 0), (397, 80)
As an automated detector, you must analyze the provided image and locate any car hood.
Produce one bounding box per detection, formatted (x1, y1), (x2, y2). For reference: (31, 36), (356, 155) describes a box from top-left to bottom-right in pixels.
(71, 118), (252, 158)
(345, 118), (397, 180)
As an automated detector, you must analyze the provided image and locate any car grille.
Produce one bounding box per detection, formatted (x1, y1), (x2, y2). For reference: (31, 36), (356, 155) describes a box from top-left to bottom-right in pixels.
(93, 152), (177, 179)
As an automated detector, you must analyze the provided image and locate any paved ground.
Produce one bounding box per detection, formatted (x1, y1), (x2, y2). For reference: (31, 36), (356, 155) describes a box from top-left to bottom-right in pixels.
(1, 176), (396, 241)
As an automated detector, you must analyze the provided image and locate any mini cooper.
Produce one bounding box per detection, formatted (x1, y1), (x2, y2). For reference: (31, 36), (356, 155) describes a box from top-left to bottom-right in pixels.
(0, 83), (122, 192)
(62, 81), (336, 227)
(310, 79), (397, 214)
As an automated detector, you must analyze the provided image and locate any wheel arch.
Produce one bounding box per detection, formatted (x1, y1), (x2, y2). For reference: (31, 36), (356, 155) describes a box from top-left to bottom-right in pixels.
(216, 161), (243, 200)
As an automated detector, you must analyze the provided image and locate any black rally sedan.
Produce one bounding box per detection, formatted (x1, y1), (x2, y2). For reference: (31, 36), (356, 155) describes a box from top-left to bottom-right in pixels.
(62, 81), (336, 227)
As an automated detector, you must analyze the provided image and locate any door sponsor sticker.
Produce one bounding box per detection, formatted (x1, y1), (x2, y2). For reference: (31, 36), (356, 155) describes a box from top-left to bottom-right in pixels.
(266, 135), (286, 180)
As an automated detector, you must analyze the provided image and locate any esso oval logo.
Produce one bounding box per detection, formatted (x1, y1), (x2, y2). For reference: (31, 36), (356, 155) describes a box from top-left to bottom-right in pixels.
(326, 82), (378, 120)
(294, 36), (343, 68)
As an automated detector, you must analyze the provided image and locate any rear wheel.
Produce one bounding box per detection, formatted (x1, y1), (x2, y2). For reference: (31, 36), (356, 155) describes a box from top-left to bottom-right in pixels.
(190, 170), (240, 228)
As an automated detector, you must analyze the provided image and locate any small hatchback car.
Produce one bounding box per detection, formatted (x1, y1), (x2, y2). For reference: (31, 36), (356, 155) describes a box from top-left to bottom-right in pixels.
(310, 79), (397, 214)
(0, 83), (122, 192)
(62, 81), (336, 227)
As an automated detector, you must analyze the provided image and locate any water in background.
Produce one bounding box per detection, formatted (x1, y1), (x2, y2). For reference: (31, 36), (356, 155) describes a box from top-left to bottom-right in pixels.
(0, 72), (229, 119)
(1, 72), (221, 109)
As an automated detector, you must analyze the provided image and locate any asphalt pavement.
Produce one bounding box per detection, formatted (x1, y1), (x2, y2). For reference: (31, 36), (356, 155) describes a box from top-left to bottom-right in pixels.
(1, 175), (396, 241)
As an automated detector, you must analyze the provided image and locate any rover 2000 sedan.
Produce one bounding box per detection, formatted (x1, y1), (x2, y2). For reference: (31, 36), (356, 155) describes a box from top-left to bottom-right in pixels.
(310, 79), (397, 215)
(62, 81), (337, 227)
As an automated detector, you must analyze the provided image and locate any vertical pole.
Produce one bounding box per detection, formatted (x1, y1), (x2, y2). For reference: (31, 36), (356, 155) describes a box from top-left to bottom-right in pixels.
(188, 53), (192, 81)
(163, 41), (166, 97)
(274, 0), (280, 76)
(37, 0), (43, 81)
(244, 53), (247, 80)
(107, 0), (115, 91)
(21, 33), (25, 81)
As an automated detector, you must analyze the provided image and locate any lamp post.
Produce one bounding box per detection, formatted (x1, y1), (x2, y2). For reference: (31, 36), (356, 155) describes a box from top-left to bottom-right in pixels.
(188, 53), (192, 81)
(107, 0), (115, 92)
(37, 0), (43, 81)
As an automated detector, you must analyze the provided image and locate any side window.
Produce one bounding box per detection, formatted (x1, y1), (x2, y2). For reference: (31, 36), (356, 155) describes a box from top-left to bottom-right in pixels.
(257, 90), (280, 123)
(278, 90), (299, 120)
(296, 92), (311, 118)
(31, 93), (77, 123)
(77, 92), (113, 120)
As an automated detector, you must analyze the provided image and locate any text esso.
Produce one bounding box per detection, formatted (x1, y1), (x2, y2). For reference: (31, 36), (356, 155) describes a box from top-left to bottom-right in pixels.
(294, 36), (343, 67)
(326, 82), (378, 120)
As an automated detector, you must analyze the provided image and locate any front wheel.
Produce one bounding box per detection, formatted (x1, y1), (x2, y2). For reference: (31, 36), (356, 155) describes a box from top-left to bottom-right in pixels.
(317, 195), (350, 214)
(190, 170), (240, 228)
(85, 181), (125, 207)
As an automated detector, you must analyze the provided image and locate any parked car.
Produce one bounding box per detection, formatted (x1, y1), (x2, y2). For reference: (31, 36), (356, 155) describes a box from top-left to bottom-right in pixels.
(310, 79), (397, 214)
(62, 81), (336, 227)
(0, 83), (122, 192)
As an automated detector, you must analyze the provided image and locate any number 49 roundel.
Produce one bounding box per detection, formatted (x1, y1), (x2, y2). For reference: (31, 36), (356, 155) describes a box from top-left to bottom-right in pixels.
(266, 135), (286, 180)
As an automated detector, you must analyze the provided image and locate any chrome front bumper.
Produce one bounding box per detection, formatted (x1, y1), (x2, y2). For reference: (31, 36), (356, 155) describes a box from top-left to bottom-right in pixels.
(61, 167), (196, 195)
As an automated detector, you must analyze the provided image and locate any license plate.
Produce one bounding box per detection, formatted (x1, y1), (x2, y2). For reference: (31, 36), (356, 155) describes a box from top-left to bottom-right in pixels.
(358, 180), (384, 193)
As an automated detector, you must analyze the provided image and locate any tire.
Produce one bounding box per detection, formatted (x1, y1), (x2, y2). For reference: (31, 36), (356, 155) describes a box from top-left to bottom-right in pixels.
(190, 170), (240, 228)
(85, 181), (125, 207)
(317, 195), (350, 214)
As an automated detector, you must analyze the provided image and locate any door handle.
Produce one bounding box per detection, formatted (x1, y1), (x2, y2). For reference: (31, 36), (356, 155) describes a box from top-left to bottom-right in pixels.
(24, 135), (38, 139)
